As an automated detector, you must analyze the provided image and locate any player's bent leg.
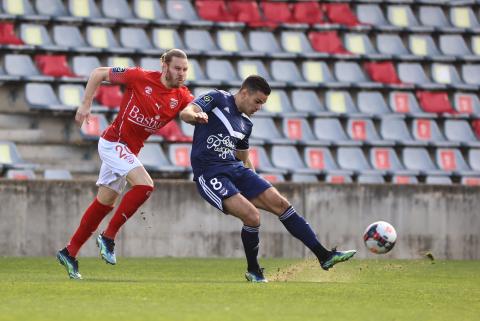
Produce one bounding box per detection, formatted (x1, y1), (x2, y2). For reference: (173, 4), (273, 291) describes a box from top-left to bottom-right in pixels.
(250, 187), (290, 216)
(57, 247), (82, 280)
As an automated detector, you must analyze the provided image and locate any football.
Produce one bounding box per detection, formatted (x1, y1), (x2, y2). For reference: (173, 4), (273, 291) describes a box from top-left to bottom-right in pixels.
(363, 221), (397, 254)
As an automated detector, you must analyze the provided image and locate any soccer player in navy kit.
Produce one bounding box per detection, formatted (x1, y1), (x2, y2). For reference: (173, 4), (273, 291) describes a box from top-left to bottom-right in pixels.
(180, 75), (356, 282)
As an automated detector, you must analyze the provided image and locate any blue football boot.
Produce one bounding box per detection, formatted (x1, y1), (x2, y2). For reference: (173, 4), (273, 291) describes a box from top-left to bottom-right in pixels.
(96, 234), (116, 265)
(245, 267), (268, 283)
(56, 248), (82, 280)
(321, 248), (357, 271)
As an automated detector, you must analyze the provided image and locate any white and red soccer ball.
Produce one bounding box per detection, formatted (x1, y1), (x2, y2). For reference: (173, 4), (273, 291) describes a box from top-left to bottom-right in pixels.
(363, 221), (397, 254)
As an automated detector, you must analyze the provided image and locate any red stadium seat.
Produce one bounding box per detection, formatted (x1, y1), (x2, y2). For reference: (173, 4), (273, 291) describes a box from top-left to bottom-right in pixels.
(364, 61), (401, 84)
(292, 1), (323, 24)
(95, 85), (123, 109)
(322, 3), (360, 26)
(34, 55), (75, 77)
(195, 0), (233, 22)
(229, 1), (275, 28)
(155, 121), (192, 142)
(260, 1), (294, 24)
(0, 22), (23, 45)
(308, 31), (350, 54)
(472, 120), (480, 139)
(416, 91), (455, 114)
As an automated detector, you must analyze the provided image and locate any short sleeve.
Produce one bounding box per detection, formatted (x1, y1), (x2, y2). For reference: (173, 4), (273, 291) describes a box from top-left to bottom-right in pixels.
(109, 67), (143, 85)
(192, 91), (222, 113)
(179, 87), (194, 110)
(236, 134), (250, 150)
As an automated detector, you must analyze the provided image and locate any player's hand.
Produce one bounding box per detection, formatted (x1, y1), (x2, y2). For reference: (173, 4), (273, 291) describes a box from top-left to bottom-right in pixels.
(75, 108), (91, 127)
(194, 112), (208, 124)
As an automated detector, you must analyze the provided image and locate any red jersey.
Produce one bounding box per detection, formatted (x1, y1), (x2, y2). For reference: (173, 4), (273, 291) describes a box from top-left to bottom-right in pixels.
(102, 67), (193, 154)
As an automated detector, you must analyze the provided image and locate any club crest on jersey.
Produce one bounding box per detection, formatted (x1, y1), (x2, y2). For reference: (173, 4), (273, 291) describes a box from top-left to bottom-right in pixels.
(112, 67), (125, 73)
(145, 86), (152, 95)
(170, 98), (178, 109)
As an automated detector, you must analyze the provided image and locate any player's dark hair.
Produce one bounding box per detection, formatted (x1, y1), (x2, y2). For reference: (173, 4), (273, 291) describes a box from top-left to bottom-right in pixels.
(240, 75), (271, 96)
(161, 49), (187, 64)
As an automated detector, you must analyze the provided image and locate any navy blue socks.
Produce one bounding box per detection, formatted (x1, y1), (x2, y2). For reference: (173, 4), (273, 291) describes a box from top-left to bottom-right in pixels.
(241, 225), (260, 271)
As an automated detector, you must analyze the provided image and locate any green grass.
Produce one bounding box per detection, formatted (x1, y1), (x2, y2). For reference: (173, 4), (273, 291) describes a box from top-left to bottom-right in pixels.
(0, 257), (479, 321)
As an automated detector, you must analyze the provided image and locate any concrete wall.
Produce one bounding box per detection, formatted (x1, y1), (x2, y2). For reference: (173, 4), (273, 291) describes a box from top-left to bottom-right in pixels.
(0, 180), (478, 259)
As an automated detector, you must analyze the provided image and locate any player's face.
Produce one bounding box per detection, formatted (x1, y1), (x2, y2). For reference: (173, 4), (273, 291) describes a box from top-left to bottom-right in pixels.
(240, 90), (268, 116)
(163, 57), (188, 88)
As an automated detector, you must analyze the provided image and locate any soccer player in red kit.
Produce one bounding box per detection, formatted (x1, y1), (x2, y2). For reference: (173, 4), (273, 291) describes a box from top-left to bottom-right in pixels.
(57, 49), (199, 279)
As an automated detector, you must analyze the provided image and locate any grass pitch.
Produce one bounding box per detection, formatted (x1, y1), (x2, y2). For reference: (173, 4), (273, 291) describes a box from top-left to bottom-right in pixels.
(0, 257), (479, 321)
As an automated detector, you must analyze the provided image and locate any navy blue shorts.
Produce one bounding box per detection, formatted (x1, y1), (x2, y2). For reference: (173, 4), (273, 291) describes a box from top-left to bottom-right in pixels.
(195, 166), (272, 213)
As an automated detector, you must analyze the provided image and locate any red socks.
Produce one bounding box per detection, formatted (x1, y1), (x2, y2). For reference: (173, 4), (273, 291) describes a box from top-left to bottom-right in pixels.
(66, 198), (114, 257)
(103, 185), (154, 240)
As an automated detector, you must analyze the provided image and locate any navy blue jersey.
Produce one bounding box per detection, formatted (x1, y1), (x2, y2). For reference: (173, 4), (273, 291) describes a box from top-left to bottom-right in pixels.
(190, 90), (253, 179)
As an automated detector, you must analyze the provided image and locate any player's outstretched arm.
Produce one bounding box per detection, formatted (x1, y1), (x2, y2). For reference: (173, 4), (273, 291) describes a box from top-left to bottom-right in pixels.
(180, 104), (208, 125)
(75, 67), (110, 127)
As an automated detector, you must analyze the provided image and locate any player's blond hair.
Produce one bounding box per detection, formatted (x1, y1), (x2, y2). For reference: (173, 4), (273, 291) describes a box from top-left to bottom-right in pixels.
(161, 49), (187, 65)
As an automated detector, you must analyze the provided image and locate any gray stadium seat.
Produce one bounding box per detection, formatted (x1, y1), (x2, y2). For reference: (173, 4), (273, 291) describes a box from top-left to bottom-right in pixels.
(313, 118), (361, 147)
(20, 23), (63, 51)
(119, 27), (157, 54)
(337, 147), (381, 175)
(370, 147), (419, 176)
(3, 0), (49, 21)
(334, 61), (381, 89)
(184, 29), (224, 56)
(36, 0), (76, 21)
(439, 35), (477, 60)
(411, 119), (460, 147)
(0, 141), (35, 170)
(166, 0), (199, 21)
(357, 174), (385, 184)
(325, 174), (353, 184)
(301, 61), (336, 86)
(106, 57), (135, 69)
(425, 175), (452, 185)
(216, 30), (251, 56)
(86, 26), (134, 54)
(387, 5), (420, 28)
(376, 33), (415, 59)
(133, 0), (166, 21)
(270, 60), (312, 87)
(325, 90), (362, 116)
(260, 173), (285, 183)
(6, 169), (36, 180)
(356, 4), (390, 27)
(185, 59), (217, 87)
(303, 147), (354, 176)
(398, 63), (436, 87)
(462, 65), (480, 85)
(261, 89), (302, 117)
(205, 59), (240, 86)
(101, 0), (145, 24)
(281, 117), (326, 146)
(140, 57), (160, 71)
(408, 35), (443, 58)
(449, 7), (479, 29)
(468, 149), (480, 171)
(248, 31), (294, 59)
(444, 120), (480, 147)
(388, 91), (434, 117)
(344, 33), (377, 55)
(431, 63), (474, 90)
(271, 145), (319, 175)
(68, 0), (114, 24)
(167, 143), (193, 171)
(435, 148), (478, 176)
(453, 93), (480, 115)
(53, 25), (100, 54)
(250, 117), (291, 145)
(25, 83), (71, 111)
(138, 143), (184, 173)
(152, 28), (184, 50)
(402, 147), (448, 176)
(44, 169), (73, 180)
(280, 31), (314, 55)
(248, 145), (287, 174)
(291, 90), (333, 117)
(5, 54), (53, 82)
(72, 56), (101, 79)
(291, 174), (318, 183)
(419, 6), (455, 30)
(392, 175), (418, 184)
(237, 60), (272, 82)
(380, 117), (427, 147)
(357, 91), (392, 117)
(346, 118), (394, 146)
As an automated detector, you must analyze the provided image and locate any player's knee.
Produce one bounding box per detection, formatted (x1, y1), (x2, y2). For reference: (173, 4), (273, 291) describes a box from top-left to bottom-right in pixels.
(243, 209), (260, 227)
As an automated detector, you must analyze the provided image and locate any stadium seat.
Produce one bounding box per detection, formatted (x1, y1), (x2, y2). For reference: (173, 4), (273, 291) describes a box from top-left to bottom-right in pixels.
(248, 146), (287, 174)
(301, 61), (336, 86)
(138, 143), (184, 173)
(337, 147), (381, 175)
(389, 91), (434, 117)
(101, 0), (145, 24)
(461, 176), (480, 186)
(334, 61), (381, 89)
(380, 117), (427, 147)
(205, 59), (240, 86)
(195, 0), (233, 22)
(261, 89), (302, 117)
(167, 143), (192, 169)
(357, 91), (392, 117)
(152, 28), (184, 51)
(0, 141), (35, 170)
(292, 1), (323, 25)
(229, 0), (271, 27)
(34, 0), (73, 20)
(44, 169), (73, 180)
(439, 35), (478, 61)
(468, 149), (480, 171)
(356, 4), (390, 28)
(94, 85), (122, 110)
(344, 33), (377, 56)
(2, 0), (48, 21)
(179, 120), (194, 139)
(313, 118), (361, 147)
(25, 83), (70, 111)
(216, 30), (251, 56)
(281, 117), (326, 147)
(325, 90), (362, 116)
(291, 89), (333, 117)
(86, 26), (134, 54)
(280, 31), (314, 55)
(237, 60), (272, 82)
(67, 0), (114, 24)
(154, 121), (191, 143)
(397, 63), (438, 88)
(419, 6), (454, 31)
(72, 56), (101, 79)
(376, 33), (415, 60)
(5, 54), (54, 82)
(444, 120), (480, 147)
(435, 148), (478, 176)
(408, 35), (443, 59)
(308, 31), (350, 55)
(20, 24), (63, 51)
(34, 54), (75, 78)
(462, 65), (480, 86)
(185, 59), (217, 87)
(0, 22), (23, 45)
(80, 114), (108, 140)
(325, 174), (353, 184)
(106, 57), (135, 69)
(416, 91), (455, 114)
(260, 173), (285, 183)
(453, 93), (480, 115)
(411, 118), (459, 147)
(323, 3), (360, 26)
(304, 147), (354, 176)
(59, 84), (107, 112)
(271, 145), (319, 175)
(346, 118), (394, 146)
(166, 0), (200, 22)
(431, 63), (464, 87)
(184, 29), (224, 57)
(370, 147), (419, 176)
(250, 117), (291, 145)
(248, 31), (293, 58)
(402, 147), (448, 176)
(53, 25), (100, 54)
(392, 175), (418, 184)
(387, 5), (420, 28)
(425, 175), (452, 185)
(363, 61), (401, 85)
(6, 169), (36, 180)
(449, 7), (479, 29)
(270, 60), (311, 87)
(260, 1), (295, 25)
(132, 0), (166, 21)
(357, 174), (385, 184)
(119, 27), (157, 54)
(291, 174), (318, 183)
